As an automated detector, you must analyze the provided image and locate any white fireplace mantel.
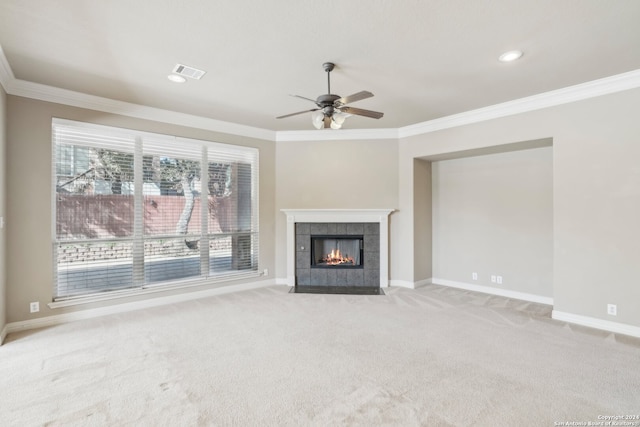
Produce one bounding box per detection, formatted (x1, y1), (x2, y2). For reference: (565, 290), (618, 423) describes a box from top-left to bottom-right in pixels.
(281, 209), (395, 287)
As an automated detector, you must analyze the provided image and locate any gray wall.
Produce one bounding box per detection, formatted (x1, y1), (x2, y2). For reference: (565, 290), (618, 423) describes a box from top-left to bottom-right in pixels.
(413, 159), (432, 281)
(5, 95), (276, 323)
(398, 88), (640, 327)
(274, 139), (399, 280)
(0, 85), (6, 340)
(431, 147), (553, 297)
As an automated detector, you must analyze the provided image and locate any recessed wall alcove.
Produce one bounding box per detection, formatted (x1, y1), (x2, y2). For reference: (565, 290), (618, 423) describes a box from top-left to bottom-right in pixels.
(415, 137), (554, 303)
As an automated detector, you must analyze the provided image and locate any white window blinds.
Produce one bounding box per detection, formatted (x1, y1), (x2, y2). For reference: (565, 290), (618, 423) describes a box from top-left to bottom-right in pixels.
(52, 119), (259, 299)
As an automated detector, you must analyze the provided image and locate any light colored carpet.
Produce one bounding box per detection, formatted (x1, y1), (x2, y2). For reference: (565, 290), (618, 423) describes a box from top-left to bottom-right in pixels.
(1, 284), (639, 426)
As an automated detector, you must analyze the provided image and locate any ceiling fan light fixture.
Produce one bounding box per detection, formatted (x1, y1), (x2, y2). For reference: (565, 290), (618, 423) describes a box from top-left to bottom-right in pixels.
(331, 112), (348, 129)
(311, 111), (324, 129)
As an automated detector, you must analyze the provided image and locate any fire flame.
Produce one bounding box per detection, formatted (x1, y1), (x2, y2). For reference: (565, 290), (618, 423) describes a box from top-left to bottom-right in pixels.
(322, 248), (354, 265)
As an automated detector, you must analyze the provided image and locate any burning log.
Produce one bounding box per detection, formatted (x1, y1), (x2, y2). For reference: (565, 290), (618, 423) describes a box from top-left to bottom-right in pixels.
(321, 248), (354, 265)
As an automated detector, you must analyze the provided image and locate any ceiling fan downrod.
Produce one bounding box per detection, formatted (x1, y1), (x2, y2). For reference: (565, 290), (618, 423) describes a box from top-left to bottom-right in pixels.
(323, 62), (335, 94)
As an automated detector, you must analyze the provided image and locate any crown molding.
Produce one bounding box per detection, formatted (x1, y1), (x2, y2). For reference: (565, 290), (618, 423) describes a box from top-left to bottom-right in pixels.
(1, 44), (639, 142)
(276, 127), (398, 142)
(5, 79), (276, 141)
(399, 69), (640, 138)
(0, 44), (15, 91)
(0, 46), (275, 141)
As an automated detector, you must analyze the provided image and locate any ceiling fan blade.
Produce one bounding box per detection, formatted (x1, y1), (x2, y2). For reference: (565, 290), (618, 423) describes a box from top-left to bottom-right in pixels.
(276, 109), (319, 119)
(339, 106), (384, 119)
(324, 116), (331, 129)
(291, 94), (318, 104)
(336, 90), (374, 105)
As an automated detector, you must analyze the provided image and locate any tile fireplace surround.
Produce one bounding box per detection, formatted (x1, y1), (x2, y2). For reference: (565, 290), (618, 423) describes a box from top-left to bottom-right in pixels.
(281, 209), (395, 288)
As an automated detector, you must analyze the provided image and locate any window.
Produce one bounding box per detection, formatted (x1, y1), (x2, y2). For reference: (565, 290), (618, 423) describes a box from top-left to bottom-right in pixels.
(52, 119), (259, 299)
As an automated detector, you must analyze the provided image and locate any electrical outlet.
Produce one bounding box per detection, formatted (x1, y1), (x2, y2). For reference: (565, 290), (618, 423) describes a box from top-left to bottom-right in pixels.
(607, 304), (617, 316)
(472, 272), (478, 281)
(497, 276), (503, 284)
(491, 275), (496, 283)
(263, 269), (269, 276)
(30, 302), (39, 313)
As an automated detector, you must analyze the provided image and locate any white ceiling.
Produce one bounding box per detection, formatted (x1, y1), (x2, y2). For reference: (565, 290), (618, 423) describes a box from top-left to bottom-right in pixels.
(1, 0), (640, 132)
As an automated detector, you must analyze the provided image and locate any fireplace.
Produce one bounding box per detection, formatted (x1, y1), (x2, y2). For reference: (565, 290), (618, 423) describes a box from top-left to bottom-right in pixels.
(293, 223), (378, 287)
(281, 209), (394, 288)
(311, 235), (363, 268)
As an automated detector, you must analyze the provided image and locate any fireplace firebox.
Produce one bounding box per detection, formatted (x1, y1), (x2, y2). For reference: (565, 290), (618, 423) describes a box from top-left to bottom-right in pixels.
(311, 235), (363, 268)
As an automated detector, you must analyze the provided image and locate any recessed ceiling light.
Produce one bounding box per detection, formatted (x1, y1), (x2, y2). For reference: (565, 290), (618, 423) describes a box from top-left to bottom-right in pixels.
(167, 74), (186, 83)
(499, 50), (523, 62)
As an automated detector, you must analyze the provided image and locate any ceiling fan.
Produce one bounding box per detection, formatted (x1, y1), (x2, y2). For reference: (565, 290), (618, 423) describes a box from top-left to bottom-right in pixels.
(276, 62), (384, 129)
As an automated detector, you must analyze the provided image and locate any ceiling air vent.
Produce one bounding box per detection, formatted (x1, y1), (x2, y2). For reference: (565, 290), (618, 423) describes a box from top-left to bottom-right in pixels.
(172, 64), (206, 80)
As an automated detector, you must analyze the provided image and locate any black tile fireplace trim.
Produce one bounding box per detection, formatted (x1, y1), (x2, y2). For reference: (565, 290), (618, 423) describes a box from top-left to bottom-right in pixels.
(296, 222), (379, 287)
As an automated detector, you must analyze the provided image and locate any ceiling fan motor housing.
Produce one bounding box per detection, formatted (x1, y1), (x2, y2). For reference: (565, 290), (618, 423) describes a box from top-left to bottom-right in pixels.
(316, 94), (340, 106)
(316, 94), (341, 116)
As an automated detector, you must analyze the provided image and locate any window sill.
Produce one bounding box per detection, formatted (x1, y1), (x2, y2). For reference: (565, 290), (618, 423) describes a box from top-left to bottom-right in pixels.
(48, 271), (263, 309)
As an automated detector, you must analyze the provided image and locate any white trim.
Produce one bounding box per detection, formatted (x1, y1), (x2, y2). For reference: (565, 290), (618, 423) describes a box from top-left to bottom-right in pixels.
(48, 271), (264, 308)
(0, 44), (15, 91)
(0, 45), (9, 347)
(413, 278), (432, 288)
(6, 279), (277, 336)
(390, 280), (415, 289)
(5, 78), (274, 141)
(0, 323), (7, 345)
(389, 278), (432, 289)
(281, 209), (395, 224)
(399, 69), (640, 138)
(431, 278), (554, 305)
(281, 209), (395, 288)
(552, 310), (640, 339)
(276, 128), (398, 142)
(275, 277), (290, 286)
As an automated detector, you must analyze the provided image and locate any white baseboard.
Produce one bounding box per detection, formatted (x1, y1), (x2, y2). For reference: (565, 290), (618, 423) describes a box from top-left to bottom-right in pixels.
(5, 279), (277, 336)
(552, 310), (640, 339)
(389, 280), (416, 289)
(431, 278), (554, 305)
(413, 278), (432, 288)
(275, 277), (290, 286)
(0, 323), (7, 345)
(389, 278), (432, 289)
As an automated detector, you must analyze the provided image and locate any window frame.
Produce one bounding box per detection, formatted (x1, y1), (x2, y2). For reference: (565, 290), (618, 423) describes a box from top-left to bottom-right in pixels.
(51, 118), (260, 303)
